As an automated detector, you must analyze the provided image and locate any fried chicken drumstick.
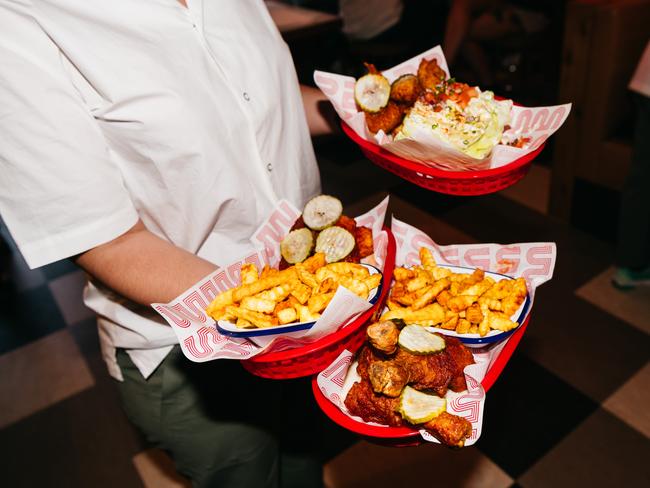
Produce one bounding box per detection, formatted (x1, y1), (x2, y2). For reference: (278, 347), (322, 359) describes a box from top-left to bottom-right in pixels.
(344, 320), (474, 447)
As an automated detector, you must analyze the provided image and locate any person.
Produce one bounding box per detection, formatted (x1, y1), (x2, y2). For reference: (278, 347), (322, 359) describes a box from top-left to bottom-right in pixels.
(0, 1), (337, 487)
(337, 0), (449, 74)
(443, 0), (550, 88)
(612, 40), (650, 289)
(339, 0), (405, 43)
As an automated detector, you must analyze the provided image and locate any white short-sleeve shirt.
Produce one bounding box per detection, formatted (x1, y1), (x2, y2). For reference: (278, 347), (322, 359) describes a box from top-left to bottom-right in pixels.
(0, 0), (321, 379)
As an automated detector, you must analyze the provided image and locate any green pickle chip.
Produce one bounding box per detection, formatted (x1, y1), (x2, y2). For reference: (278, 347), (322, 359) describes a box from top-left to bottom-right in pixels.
(315, 226), (355, 263)
(398, 386), (447, 424)
(398, 325), (446, 354)
(302, 195), (343, 231)
(280, 228), (314, 264)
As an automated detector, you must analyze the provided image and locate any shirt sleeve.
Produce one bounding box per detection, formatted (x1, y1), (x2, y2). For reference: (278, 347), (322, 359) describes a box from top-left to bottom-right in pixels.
(0, 6), (139, 269)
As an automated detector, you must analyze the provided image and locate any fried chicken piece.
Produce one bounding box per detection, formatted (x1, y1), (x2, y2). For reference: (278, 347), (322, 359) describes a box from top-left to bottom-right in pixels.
(342, 250), (361, 263)
(366, 320), (400, 354)
(345, 378), (473, 447)
(417, 57), (447, 91)
(390, 74), (421, 105)
(335, 214), (357, 234)
(365, 101), (405, 134)
(441, 335), (475, 392)
(358, 334), (474, 397)
(356, 342), (389, 379)
(368, 361), (409, 397)
(423, 412), (473, 448)
(278, 257), (289, 270)
(355, 225), (374, 259)
(347, 335), (475, 447)
(345, 379), (403, 426)
(394, 346), (453, 397)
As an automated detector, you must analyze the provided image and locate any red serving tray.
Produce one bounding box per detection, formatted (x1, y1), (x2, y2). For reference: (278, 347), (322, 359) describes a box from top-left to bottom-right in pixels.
(241, 226), (396, 380)
(311, 314), (531, 447)
(341, 121), (544, 196)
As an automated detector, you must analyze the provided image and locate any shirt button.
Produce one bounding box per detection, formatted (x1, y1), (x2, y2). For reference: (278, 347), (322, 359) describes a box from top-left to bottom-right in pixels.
(266, 163), (273, 172)
(243, 92), (250, 101)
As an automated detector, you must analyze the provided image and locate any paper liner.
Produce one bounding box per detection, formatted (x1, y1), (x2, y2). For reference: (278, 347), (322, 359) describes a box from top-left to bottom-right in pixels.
(314, 45), (571, 171)
(316, 216), (556, 444)
(151, 197), (390, 362)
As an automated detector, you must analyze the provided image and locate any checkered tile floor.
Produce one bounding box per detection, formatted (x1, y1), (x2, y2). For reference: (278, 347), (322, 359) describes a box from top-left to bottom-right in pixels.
(0, 137), (648, 488)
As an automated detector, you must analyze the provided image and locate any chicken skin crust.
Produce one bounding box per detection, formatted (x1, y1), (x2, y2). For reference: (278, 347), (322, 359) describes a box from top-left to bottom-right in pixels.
(424, 412), (473, 448)
(344, 378), (403, 427)
(357, 334), (474, 397)
(345, 376), (473, 447)
(346, 332), (475, 447)
(417, 57), (447, 91)
(365, 101), (405, 134)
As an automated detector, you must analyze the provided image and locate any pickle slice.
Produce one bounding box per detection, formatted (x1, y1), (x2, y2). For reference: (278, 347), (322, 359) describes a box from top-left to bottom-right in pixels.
(390, 74), (420, 105)
(315, 226), (355, 263)
(398, 325), (446, 355)
(355, 73), (391, 113)
(398, 386), (447, 424)
(280, 228), (314, 264)
(302, 195), (343, 231)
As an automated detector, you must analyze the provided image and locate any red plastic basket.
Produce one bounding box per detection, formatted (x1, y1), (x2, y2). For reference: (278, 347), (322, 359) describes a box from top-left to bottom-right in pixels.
(341, 121), (545, 196)
(240, 227), (397, 380)
(311, 314), (531, 447)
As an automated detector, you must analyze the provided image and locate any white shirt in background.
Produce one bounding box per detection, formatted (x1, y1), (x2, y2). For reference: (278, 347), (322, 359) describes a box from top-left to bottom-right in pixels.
(339, 0), (404, 40)
(0, 0), (320, 380)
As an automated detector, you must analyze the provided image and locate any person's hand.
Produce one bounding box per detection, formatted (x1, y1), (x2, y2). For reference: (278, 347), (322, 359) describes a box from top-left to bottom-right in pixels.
(300, 84), (341, 137)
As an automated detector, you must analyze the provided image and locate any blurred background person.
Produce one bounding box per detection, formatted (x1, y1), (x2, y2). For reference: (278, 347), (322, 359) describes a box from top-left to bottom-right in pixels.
(443, 0), (558, 99)
(339, 0), (404, 44)
(337, 0), (449, 74)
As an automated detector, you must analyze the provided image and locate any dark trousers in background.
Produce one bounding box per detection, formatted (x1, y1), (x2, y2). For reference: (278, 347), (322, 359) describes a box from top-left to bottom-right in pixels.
(616, 93), (650, 269)
(116, 347), (332, 488)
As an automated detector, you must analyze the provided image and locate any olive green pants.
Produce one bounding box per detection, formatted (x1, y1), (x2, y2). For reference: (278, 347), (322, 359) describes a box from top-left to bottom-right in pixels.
(116, 347), (324, 488)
